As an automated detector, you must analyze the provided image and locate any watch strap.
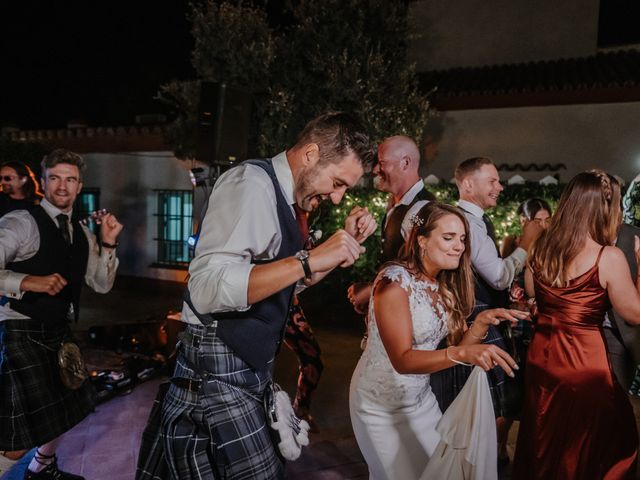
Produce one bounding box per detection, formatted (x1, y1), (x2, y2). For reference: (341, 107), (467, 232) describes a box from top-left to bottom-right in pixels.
(296, 251), (312, 279)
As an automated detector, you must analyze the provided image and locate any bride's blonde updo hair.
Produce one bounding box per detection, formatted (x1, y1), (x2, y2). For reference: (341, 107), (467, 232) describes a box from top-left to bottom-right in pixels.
(528, 169), (622, 287)
(394, 202), (475, 345)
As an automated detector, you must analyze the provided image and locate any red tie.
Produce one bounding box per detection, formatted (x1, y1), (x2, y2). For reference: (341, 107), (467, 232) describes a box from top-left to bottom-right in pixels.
(293, 204), (309, 246)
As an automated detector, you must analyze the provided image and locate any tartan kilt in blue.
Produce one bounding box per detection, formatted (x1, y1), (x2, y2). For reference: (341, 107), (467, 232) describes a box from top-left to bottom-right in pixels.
(0, 319), (95, 450)
(430, 305), (509, 417)
(160, 323), (284, 480)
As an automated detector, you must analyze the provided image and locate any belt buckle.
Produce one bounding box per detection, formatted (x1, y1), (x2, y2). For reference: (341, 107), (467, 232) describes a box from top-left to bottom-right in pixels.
(171, 377), (202, 392)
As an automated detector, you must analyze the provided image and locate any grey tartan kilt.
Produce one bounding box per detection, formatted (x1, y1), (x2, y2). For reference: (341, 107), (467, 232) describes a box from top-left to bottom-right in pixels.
(0, 319), (95, 451)
(160, 323), (284, 480)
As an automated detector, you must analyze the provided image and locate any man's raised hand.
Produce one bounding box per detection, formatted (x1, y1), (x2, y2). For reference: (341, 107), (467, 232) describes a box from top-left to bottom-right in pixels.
(344, 207), (377, 244)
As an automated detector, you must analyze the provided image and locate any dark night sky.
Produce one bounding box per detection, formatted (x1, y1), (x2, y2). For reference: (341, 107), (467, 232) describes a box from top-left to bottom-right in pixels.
(0, 0), (195, 129)
(0, 1), (635, 131)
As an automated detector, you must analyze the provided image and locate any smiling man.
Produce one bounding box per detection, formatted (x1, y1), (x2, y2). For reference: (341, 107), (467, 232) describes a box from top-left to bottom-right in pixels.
(431, 156), (542, 466)
(0, 161), (42, 217)
(0, 149), (122, 480)
(155, 112), (377, 480)
(347, 135), (435, 315)
(455, 157), (541, 295)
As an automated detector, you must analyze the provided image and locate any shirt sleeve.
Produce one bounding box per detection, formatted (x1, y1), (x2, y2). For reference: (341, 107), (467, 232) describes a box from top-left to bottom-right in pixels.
(82, 224), (119, 293)
(186, 164), (282, 315)
(468, 216), (527, 290)
(0, 211), (39, 298)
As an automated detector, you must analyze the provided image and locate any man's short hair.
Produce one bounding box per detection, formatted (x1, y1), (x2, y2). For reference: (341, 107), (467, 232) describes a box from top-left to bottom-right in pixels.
(41, 149), (86, 180)
(295, 112), (375, 169)
(454, 157), (494, 184)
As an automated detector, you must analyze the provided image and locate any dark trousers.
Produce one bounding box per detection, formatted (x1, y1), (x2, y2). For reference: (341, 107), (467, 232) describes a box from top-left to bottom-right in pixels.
(604, 326), (635, 392)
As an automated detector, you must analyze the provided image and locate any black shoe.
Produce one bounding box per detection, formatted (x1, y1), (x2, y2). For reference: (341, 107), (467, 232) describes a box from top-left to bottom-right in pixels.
(24, 459), (84, 480)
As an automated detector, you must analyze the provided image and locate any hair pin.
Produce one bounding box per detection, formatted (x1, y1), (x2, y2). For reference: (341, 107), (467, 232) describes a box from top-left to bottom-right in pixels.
(409, 214), (424, 227)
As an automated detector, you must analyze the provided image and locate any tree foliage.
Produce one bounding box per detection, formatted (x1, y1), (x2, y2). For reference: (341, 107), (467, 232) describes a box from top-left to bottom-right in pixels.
(162, 0), (430, 158)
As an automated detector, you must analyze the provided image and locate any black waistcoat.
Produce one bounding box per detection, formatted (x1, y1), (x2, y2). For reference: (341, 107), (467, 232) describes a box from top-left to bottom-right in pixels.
(380, 187), (436, 263)
(474, 271), (509, 309)
(189, 159), (303, 372)
(6, 206), (89, 322)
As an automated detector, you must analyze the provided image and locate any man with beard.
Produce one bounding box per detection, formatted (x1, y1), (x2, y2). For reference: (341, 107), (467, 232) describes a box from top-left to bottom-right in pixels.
(347, 135), (435, 315)
(0, 161), (43, 216)
(0, 149), (122, 479)
(159, 112), (376, 479)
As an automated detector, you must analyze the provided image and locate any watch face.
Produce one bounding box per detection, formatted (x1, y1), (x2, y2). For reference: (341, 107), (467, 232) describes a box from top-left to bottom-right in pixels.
(296, 250), (309, 260)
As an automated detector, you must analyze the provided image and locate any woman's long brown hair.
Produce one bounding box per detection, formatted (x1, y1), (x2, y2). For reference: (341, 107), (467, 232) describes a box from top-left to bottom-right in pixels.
(528, 170), (621, 287)
(394, 202), (475, 345)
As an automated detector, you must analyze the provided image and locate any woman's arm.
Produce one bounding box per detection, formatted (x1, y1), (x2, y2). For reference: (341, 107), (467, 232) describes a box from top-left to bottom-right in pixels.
(500, 235), (518, 258)
(524, 267), (535, 298)
(374, 281), (519, 376)
(458, 308), (529, 347)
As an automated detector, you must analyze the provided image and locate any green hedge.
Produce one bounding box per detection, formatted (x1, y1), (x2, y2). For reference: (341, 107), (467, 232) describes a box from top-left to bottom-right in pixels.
(312, 182), (564, 284)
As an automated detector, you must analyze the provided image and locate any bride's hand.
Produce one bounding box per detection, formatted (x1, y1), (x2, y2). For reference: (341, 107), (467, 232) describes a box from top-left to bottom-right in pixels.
(475, 308), (530, 328)
(452, 344), (518, 377)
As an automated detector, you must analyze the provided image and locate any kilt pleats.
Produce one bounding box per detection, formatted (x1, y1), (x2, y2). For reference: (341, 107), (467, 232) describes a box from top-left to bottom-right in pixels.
(160, 324), (284, 480)
(0, 320), (95, 451)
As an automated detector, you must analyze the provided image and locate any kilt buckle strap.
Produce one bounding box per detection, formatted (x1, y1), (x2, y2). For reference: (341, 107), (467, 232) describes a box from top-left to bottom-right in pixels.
(170, 377), (202, 392)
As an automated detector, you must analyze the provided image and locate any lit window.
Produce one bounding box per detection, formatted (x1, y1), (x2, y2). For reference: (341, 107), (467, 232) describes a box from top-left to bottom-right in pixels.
(154, 190), (193, 268)
(73, 188), (100, 233)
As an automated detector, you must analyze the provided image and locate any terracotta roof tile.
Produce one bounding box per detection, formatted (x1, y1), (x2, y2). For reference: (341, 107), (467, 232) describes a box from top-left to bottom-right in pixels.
(419, 49), (640, 109)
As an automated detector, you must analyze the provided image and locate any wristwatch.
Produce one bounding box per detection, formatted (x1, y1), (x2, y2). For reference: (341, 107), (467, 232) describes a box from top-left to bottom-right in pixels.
(294, 250), (313, 280)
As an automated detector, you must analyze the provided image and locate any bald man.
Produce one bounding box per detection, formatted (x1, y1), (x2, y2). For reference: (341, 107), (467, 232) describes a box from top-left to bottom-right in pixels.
(348, 135), (435, 313)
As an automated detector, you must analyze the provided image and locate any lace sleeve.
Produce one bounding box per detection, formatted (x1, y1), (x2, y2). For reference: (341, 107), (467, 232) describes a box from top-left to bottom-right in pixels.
(375, 264), (414, 294)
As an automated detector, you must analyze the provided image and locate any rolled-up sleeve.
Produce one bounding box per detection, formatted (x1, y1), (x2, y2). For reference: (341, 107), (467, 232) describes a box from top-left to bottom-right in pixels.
(468, 216), (527, 290)
(83, 224), (119, 293)
(0, 211), (39, 298)
(186, 165), (281, 315)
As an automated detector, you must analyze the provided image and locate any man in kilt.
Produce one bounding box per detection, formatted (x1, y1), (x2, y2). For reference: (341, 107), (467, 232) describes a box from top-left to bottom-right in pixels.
(0, 149), (122, 479)
(158, 112), (377, 479)
(429, 156), (542, 466)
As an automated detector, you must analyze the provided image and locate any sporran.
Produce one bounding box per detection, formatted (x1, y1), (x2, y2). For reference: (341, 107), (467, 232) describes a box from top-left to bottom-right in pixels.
(57, 341), (88, 390)
(264, 382), (310, 461)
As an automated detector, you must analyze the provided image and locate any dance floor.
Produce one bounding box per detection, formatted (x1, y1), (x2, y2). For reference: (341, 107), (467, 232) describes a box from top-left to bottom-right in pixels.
(2, 279), (640, 479)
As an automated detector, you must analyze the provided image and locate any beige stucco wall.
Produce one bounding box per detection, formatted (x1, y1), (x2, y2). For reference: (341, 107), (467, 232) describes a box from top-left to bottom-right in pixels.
(425, 102), (640, 183)
(82, 151), (200, 282)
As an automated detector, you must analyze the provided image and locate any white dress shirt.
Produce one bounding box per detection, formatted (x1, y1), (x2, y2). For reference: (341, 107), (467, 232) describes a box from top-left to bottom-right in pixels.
(183, 152), (297, 325)
(384, 180), (425, 229)
(457, 199), (527, 291)
(0, 198), (119, 321)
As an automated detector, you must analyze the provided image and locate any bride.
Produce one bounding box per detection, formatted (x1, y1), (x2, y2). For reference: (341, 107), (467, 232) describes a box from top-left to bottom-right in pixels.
(349, 202), (527, 480)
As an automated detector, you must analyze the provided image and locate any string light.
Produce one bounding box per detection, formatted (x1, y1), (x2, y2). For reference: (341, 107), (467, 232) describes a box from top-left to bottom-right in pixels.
(312, 183), (561, 282)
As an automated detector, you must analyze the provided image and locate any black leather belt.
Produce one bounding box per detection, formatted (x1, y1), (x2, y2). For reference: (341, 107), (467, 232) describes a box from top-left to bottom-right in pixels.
(170, 377), (202, 392)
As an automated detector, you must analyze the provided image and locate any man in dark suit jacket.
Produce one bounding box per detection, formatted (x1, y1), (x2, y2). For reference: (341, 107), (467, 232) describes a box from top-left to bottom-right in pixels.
(605, 223), (640, 390)
(347, 135), (435, 313)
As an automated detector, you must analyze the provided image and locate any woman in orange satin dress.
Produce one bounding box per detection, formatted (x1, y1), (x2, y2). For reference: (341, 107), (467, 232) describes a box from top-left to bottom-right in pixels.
(513, 170), (640, 479)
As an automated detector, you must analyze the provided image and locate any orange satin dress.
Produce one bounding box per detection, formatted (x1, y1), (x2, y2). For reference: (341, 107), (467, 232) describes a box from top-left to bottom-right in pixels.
(514, 248), (638, 479)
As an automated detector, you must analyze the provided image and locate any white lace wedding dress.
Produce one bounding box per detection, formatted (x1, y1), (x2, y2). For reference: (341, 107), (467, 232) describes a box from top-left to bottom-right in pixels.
(349, 264), (449, 480)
